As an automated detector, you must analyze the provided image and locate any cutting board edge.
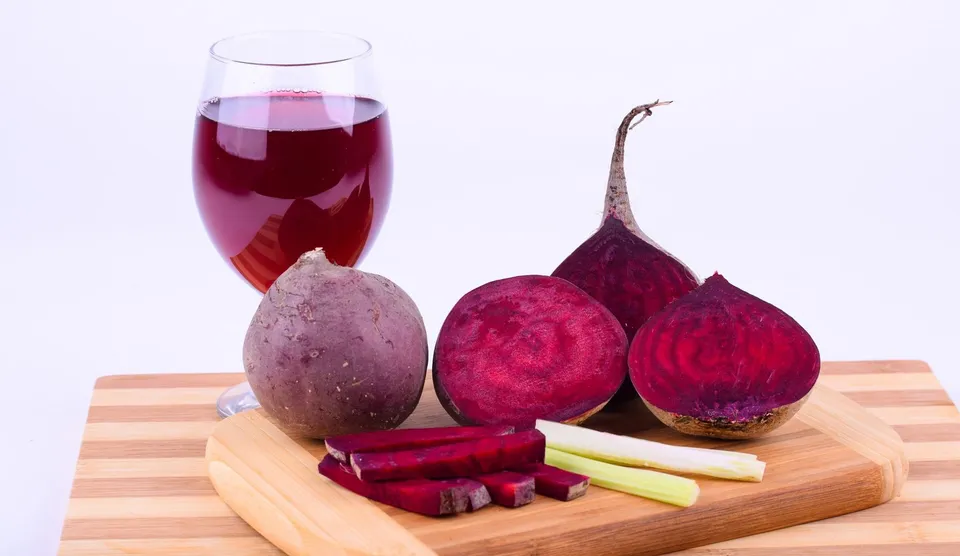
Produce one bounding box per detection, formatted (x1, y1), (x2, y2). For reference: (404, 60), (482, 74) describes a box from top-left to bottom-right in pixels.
(91, 372), (243, 389)
(205, 410), (438, 556)
(799, 384), (909, 503)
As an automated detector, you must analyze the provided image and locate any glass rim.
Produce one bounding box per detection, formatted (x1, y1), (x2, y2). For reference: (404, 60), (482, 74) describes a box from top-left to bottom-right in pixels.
(209, 30), (373, 68)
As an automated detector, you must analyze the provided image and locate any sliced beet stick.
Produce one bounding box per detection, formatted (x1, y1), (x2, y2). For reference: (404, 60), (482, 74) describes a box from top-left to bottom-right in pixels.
(318, 455), (490, 516)
(324, 425), (515, 463)
(473, 471), (536, 508)
(512, 463), (590, 501)
(350, 430), (546, 482)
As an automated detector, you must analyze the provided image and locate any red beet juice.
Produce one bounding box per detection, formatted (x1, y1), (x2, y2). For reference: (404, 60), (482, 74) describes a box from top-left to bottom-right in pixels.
(192, 92), (392, 292)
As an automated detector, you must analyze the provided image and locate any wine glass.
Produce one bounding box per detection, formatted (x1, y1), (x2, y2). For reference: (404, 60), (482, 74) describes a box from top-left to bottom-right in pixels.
(191, 30), (393, 418)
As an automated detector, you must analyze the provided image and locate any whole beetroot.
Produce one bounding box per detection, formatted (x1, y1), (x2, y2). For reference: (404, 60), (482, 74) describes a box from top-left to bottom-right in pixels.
(552, 101), (700, 408)
(242, 248), (428, 439)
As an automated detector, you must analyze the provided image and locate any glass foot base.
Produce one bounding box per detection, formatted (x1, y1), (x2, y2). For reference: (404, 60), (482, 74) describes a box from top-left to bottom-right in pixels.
(216, 381), (261, 419)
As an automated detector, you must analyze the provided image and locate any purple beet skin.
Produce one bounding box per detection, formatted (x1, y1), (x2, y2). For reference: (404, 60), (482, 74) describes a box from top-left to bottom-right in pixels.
(629, 273), (821, 439)
(242, 249), (429, 439)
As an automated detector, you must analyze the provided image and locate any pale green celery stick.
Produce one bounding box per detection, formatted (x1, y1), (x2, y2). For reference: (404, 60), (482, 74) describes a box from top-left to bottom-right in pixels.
(536, 419), (765, 482)
(545, 448), (699, 508)
(687, 446), (758, 461)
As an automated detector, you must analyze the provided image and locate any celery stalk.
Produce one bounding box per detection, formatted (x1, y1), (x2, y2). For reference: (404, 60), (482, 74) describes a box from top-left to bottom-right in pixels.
(687, 446), (758, 461)
(536, 419), (765, 482)
(545, 448), (700, 507)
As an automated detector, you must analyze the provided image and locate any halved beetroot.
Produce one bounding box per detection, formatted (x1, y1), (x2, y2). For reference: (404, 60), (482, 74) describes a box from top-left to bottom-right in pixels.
(350, 429), (546, 482)
(433, 275), (628, 428)
(473, 471), (536, 508)
(318, 455), (490, 516)
(324, 425), (515, 463)
(513, 463), (590, 501)
(628, 273), (821, 439)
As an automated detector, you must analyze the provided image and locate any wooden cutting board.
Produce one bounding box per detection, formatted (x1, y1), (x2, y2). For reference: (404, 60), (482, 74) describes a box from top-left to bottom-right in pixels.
(57, 360), (960, 555)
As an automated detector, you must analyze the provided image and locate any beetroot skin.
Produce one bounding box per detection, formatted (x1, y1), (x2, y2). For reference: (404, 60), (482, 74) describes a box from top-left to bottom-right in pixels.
(325, 425), (514, 463)
(628, 273), (821, 439)
(243, 248), (428, 439)
(318, 455), (489, 516)
(350, 429), (546, 482)
(553, 101), (699, 407)
(433, 275), (628, 428)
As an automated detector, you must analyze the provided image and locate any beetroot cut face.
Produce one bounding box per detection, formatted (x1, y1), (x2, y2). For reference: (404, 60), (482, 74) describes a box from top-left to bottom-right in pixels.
(628, 273), (821, 439)
(473, 471), (536, 508)
(512, 463), (590, 501)
(349, 429), (546, 482)
(433, 275), (628, 428)
(552, 101), (699, 407)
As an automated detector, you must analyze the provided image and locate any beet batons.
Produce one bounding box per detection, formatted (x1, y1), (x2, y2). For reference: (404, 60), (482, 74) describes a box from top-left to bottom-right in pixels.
(319, 427), (593, 514)
(318, 455), (491, 516)
(513, 463), (591, 501)
(473, 471), (536, 508)
(351, 430), (546, 482)
(433, 275), (628, 428)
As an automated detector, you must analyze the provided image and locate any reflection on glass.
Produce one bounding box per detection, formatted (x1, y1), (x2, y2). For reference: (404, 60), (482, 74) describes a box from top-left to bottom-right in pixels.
(190, 31), (393, 416)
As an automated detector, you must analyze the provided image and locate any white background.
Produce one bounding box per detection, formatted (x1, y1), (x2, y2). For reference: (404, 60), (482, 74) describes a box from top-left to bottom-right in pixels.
(1, 1), (958, 553)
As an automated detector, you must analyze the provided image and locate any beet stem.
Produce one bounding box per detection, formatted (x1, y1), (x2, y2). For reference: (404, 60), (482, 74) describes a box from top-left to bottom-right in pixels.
(603, 99), (673, 238)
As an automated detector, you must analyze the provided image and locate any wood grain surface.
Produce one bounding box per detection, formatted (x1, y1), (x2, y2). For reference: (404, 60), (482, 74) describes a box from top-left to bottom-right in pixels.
(57, 360), (958, 555)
